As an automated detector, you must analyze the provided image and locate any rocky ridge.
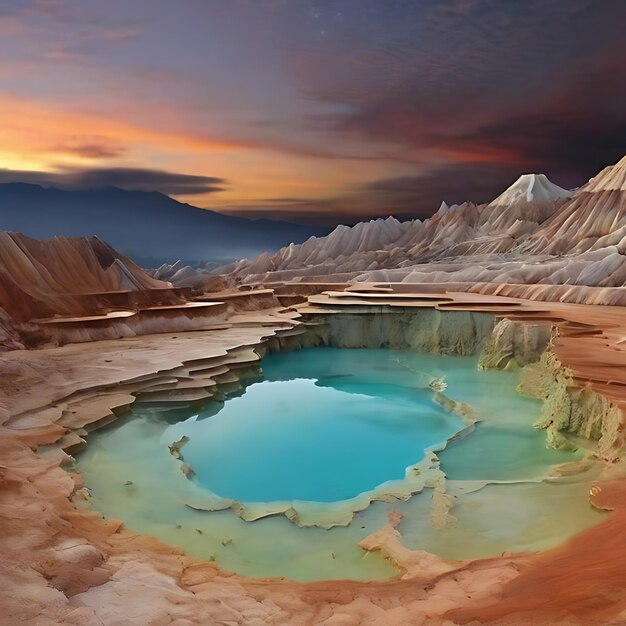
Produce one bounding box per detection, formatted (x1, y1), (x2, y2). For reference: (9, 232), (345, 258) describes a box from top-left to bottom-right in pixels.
(212, 156), (626, 307)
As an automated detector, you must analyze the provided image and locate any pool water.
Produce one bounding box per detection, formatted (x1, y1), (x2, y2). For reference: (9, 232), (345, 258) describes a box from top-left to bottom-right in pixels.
(75, 347), (604, 581)
(165, 364), (463, 503)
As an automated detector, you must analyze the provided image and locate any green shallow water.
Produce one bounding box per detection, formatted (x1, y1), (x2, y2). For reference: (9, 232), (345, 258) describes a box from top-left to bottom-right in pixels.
(74, 347), (605, 581)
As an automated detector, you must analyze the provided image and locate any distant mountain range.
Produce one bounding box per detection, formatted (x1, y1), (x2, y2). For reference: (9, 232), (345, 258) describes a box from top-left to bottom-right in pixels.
(0, 183), (328, 265)
(220, 156), (626, 302)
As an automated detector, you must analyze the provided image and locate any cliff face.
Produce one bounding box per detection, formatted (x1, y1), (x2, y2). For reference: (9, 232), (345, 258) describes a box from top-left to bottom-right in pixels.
(295, 309), (495, 355)
(475, 319), (622, 460)
(519, 352), (623, 460)
(478, 318), (553, 370)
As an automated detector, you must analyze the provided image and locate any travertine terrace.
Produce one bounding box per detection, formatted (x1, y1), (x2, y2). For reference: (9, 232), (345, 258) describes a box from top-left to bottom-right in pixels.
(2, 275), (626, 624)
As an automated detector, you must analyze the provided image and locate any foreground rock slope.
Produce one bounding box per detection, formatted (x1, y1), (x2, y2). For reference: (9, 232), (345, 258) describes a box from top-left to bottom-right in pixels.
(2, 280), (626, 625)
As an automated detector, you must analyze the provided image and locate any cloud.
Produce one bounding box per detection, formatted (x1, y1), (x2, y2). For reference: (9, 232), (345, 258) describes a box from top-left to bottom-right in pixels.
(446, 55), (626, 186)
(0, 92), (253, 161)
(359, 163), (522, 218)
(0, 166), (227, 195)
(1, 1), (144, 57)
(52, 139), (126, 159)
(296, 0), (626, 181)
(222, 146), (599, 227)
(218, 162), (522, 226)
(99, 24), (142, 41)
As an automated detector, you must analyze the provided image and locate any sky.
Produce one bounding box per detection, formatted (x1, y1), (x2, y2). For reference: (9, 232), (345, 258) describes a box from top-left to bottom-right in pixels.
(0, 0), (624, 226)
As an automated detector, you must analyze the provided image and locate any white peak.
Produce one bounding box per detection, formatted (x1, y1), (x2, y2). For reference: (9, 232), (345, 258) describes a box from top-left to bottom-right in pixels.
(489, 173), (572, 207)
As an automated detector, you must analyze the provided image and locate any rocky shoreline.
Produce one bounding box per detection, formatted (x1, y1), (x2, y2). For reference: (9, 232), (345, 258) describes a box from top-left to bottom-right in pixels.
(2, 287), (625, 625)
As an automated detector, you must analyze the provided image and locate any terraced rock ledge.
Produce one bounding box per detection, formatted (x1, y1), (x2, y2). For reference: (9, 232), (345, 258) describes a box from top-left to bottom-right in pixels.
(2, 282), (626, 625)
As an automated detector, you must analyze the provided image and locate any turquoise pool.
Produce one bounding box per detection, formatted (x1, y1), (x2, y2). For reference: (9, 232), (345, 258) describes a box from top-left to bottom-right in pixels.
(75, 347), (604, 581)
(166, 350), (464, 503)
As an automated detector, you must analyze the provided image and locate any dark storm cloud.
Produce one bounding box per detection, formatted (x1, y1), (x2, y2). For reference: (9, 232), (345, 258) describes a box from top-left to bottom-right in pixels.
(349, 51), (626, 190)
(447, 55), (626, 187)
(297, 0), (626, 212)
(60, 167), (227, 195)
(0, 167), (227, 195)
(359, 163), (524, 218)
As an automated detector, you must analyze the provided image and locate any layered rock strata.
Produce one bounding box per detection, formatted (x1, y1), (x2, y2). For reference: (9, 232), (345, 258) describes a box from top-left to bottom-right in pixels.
(0, 232), (295, 349)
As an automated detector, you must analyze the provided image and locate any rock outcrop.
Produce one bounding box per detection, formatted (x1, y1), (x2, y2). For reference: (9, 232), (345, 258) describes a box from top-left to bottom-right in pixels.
(299, 308), (496, 355)
(0, 232), (249, 348)
(525, 155), (626, 255)
(519, 351), (623, 459)
(478, 318), (553, 370)
(0, 232), (178, 322)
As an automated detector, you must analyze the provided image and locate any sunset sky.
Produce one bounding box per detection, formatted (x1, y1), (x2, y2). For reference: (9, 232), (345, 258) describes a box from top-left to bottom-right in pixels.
(0, 0), (624, 225)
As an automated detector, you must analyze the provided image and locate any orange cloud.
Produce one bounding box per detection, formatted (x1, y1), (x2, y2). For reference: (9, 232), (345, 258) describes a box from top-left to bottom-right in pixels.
(0, 91), (413, 212)
(0, 86), (442, 218)
(0, 92), (252, 170)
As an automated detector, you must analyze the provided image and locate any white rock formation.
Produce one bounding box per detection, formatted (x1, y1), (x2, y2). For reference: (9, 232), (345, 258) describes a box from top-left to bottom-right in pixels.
(214, 156), (626, 304)
(476, 174), (572, 235)
(526, 155), (626, 254)
(489, 173), (572, 206)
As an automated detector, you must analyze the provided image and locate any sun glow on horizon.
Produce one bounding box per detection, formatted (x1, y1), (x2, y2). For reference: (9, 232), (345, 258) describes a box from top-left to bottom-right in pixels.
(0, 1), (622, 224)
